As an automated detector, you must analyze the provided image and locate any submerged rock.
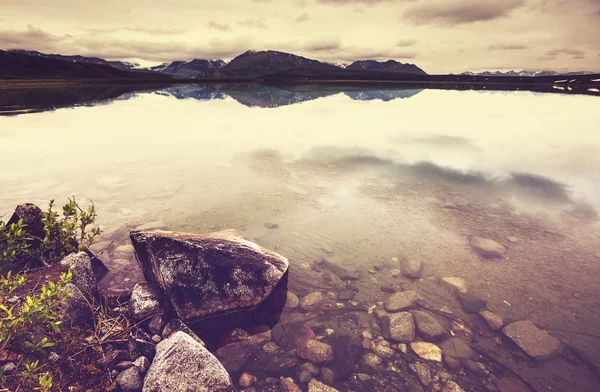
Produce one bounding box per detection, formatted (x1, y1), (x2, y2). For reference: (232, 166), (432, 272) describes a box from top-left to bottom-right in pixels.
(284, 291), (300, 310)
(441, 277), (467, 293)
(301, 292), (324, 311)
(503, 320), (561, 360)
(480, 310), (503, 330)
(215, 329), (272, 373)
(297, 340), (334, 363)
(280, 377), (302, 392)
(470, 237), (506, 259)
(409, 362), (432, 386)
(308, 379), (339, 392)
(410, 342), (442, 362)
(412, 311), (447, 341)
(401, 258), (423, 278)
(143, 331), (232, 392)
(130, 229), (288, 322)
(439, 338), (474, 360)
(442, 381), (466, 392)
(382, 312), (415, 343)
(384, 291), (418, 312)
(458, 292), (486, 314)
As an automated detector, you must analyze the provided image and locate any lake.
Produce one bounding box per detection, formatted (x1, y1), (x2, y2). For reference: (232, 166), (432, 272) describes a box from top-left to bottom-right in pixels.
(1, 83), (599, 391)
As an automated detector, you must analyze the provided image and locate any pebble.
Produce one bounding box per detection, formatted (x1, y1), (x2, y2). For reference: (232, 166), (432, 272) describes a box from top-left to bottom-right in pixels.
(470, 237), (506, 259)
(384, 291), (419, 312)
(361, 352), (383, 367)
(464, 360), (485, 375)
(279, 377), (301, 392)
(285, 291), (300, 310)
(412, 311), (447, 341)
(506, 236), (520, 243)
(439, 338), (474, 360)
(442, 381), (466, 392)
(410, 362), (432, 386)
(297, 340), (334, 363)
(382, 312), (415, 343)
(297, 369), (313, 383)
(441, 277), (467, 293)
(480, 310), (503, 330)
(1, 362), (16, 374)
(337, 289), (355, 301)
(444, 356), (461, 370)
(300, 292), (324, 311)
(371, 340), (395, 358)
(321, 245), (334, 254)
(397, 343), (408, 353)
(133, 356), (150, 375)
(503, 320), (562, 360)
(299, 362), (321, 376)
(264, 222), (279, 229)
(308, 378), (339, 391)
(115, 366), (143, 392)
(262, 342), (279, 354)
(390, 269), (401, 277)
(410, 342), (442, 362)
(401, 258), (423, 278)
(459, 292), (486, 313)
(320, 367), (335, 385)
(239, 372), (257, 387)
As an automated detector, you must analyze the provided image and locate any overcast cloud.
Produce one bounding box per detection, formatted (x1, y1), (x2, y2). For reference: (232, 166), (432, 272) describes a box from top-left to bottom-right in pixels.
(0, 0), (598, 73)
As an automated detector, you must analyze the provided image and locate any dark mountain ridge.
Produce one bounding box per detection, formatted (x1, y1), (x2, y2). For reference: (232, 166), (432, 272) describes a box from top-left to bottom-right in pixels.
(346, 60), (427, 75)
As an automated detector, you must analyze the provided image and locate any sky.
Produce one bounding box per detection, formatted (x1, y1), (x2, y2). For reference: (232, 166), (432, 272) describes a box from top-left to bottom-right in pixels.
(1, 0), (599, 73)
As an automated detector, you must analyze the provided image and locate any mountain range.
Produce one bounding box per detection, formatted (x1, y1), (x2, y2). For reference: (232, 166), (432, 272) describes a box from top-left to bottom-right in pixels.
(460, 70), (594, 77)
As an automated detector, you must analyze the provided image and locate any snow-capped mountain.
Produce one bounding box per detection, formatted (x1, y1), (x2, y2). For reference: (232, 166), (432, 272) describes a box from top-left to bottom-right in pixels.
(460, 70), (595, 77)
(148, 59), (227, 78)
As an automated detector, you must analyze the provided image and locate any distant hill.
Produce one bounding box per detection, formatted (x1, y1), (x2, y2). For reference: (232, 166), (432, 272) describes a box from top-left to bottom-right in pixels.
(0, 50), (170, 80)
(148, 59), (226, 78)
(347, 60), (427, 75)
(461, 70), (595, 77)
(220, 50), (340, 79)
(7, 50), (139, 71)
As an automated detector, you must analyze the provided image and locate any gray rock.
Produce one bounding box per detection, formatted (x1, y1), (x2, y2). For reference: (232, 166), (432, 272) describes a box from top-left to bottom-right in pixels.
(382, 312), (415, 343)
(384, 291), (418, 312)
(116, 366), (143, 392)
(161, 318), (204, 346)
(410, 362), (432, 386)
(130, 229), (288, 322)
(299, 362), (321, 376)
(297, 339), (334, 363)
(284, 291), (300, 310)
(133, 356), (150, 375)
(459, 292), (486, 313)
(308, 379), (339, 391)
(60, 252), (98, 298)
(1, 362), (16, 374)
(320, 367), (334, 385)
(442, 381), (466, 392)
(301, 292), (324, 311)
(215, 329), (271, 372)
(412, 311), (447, 341)
(297, 369), (313, 383)
(360, 352), (382, 372)
(60, 283), (93, 327)
(480, 310), (503, 330)
(470, 237), (506, 259)
(148, 314), (164, 335)
(503, 320), (561, 360)
(439, 338), (475, 360)
(371, 340), (395, 359)
(280, 377), (302, 392)
(129, 282), (162, 321)
(401, 258), (423, 278)
(143, 331), (232, 392)
(337, 289), (355, 301)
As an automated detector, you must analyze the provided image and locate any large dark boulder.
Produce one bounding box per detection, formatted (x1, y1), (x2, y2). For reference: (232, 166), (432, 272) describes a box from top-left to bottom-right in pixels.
(130, 229), (289, 323)
(7, 203), (45, 239)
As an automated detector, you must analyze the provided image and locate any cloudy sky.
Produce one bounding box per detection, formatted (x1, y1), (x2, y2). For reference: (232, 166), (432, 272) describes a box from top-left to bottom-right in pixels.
(1, 0), (599, 73)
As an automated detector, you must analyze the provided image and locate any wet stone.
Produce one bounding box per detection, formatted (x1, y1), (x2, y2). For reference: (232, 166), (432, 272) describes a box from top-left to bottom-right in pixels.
(412, 311), (447, 341)
(439, 338), (474, 360)
(297, 340), (334, 363)
(298, 369), (313, 383)
(285, 291), (300, 310)
(360, 352), (383, 370)
(470, 237), (506, 259)
(239, 372), (257, 387)
(410, 362), (432, 386)
(458, 292), (486, 313)
(406, 384), (425, 392)
(337, 289), (355, 301)
(320, 367), (334, 385)
(495, 377), (532, 392)
(410, 342), (442, 362)
(384, 291), (418, 312)
(390, 269), (401, 277)
(371, 340), (395, 358)
(441, 277), (467, 293)
(480, 310), (503, 330)
(380, 285), (396, 293)
(280, 376), (302, 392)
(299, 362), (321, 376)
(401, 258), (423, 278)
(382, 312), (415, 343)
(503, 320), (561, 360)
(444, 356), (461, 370)
(464, 360), (485, 375)
(442, 381), (466, 392)
(301, 292), (324, 311)
(506, 236), (520, 243)
(308, 378), (339, 391)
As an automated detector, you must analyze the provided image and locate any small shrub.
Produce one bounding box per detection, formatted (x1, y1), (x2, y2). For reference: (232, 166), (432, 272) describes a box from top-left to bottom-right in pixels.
(0, 218), (30, 274)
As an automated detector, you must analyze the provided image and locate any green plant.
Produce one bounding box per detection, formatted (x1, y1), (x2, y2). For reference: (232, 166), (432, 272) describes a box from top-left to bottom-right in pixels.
(41, 197), (102, 262)
(35, 372), (53, 392)
(0, 218), (30, 273)
(0, 270), (27, 295)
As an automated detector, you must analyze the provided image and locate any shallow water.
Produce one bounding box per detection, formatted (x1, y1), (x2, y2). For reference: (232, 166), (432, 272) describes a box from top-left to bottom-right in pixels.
(1, 84), (600, 390)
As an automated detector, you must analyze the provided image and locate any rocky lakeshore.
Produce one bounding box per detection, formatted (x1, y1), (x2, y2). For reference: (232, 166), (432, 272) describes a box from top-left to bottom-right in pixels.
(2, 201), (597, 392)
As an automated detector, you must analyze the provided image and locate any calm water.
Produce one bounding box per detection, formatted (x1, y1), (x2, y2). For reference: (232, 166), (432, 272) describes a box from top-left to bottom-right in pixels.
(1, 84), (600, 390)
